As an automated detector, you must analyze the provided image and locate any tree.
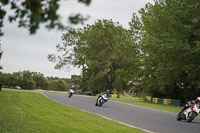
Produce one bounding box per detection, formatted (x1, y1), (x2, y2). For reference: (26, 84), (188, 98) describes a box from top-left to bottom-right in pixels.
(49, 19), (140, 94)
(70, 75), (81, 90)
(20, 71), (36, 89)
(0, 0), (92, 36)
(129, 0), (200, 101)
(47, 79), (70, 91)
(0, 73), (10, 86)
(0, 72), (23, 87)
(32, 72), (47, 89)
(11, 72), (23, 86)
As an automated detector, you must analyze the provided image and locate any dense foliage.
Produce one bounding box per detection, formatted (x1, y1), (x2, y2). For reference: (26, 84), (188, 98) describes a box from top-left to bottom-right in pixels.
(134, 0), (200, 101)
(0, 71), (80, 91)
(49, 20), (140, 94)
(0, 0), (92, 36)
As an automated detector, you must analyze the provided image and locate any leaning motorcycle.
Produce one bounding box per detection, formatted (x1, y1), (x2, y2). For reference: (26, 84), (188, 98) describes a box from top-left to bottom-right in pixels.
(68, 89), (75, 98)
(95, 93), (109, 107)
(177, 101), (200, 122)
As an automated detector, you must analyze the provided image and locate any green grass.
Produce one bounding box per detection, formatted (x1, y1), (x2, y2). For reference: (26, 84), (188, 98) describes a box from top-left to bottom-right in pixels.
(0, 89), (147, 133)
(110, 95), (183, 114)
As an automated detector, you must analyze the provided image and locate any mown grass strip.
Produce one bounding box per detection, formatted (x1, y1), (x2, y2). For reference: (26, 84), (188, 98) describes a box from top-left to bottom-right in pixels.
(110, 96), (183, 114)
(0, 89), (147, 133)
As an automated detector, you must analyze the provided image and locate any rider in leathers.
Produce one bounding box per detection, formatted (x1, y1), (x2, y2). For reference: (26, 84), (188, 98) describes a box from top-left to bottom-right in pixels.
(183, 97), (200, 110)
(95, 90), (110, 106)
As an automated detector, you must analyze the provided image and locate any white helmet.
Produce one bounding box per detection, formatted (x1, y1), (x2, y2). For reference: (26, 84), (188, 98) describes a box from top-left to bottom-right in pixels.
(196, 97), (200, 102)
(106, 90), (110, 94)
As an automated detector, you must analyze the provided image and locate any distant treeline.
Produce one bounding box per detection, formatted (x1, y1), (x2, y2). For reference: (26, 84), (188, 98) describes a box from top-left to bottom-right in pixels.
(0, 71), (81, 91)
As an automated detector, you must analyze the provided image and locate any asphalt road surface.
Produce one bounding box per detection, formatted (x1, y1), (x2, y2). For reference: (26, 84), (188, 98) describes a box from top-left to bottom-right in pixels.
(41, 92), (200, 133)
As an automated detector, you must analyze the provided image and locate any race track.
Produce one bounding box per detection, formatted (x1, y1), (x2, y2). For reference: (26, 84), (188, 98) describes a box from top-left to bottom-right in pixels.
(41, 92), (200, 133)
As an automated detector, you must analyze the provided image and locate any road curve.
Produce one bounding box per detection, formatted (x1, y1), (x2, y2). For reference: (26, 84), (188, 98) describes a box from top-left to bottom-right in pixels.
(41, 92), (200, 133)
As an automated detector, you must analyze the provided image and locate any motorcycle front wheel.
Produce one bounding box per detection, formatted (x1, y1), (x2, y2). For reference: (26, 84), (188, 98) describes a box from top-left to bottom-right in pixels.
(99, 99), (104, 107)
(186, 112), (197, 122)
(177, 110), (185, 121)
(177, 114), (182, 121)
(69, 92), (72, 98)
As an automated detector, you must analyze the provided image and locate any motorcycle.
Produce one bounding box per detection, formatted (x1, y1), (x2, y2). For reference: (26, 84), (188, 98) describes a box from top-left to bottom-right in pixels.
(95, 93), (109, 107)
(177, 101), (200, 122)
(68, 89), (75, 98)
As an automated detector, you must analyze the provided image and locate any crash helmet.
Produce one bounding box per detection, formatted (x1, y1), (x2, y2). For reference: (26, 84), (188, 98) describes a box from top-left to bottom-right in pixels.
(106, 90), (110, 94)
(196, 97), (200, 102)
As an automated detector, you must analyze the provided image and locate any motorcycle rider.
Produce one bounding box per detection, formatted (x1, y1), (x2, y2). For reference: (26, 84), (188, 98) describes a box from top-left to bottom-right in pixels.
(193, 97), (200, 108)
(177, 97), (200, 122)
(68, 85), (76, 97)
(188, 97), (200, 105)
(95, 89), (110, 106)
(69, 85), (76, 91)
(183, 97), (200, 110)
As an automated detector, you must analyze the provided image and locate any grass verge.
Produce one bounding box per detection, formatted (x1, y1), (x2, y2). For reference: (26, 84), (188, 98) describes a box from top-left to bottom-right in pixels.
(0, 89), (147, 133)
(110, 96), (183, 114)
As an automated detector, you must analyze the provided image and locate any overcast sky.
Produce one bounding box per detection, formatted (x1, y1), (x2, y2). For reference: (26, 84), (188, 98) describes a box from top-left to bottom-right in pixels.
(1, 0), (154, 78)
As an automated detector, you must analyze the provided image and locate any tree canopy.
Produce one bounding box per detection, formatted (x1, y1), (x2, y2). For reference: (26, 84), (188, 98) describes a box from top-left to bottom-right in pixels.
(0, 0), (92, 73)
(132, 0), (200, 101)
(49, 19), (140, 94)
(0, 0), (92, 36)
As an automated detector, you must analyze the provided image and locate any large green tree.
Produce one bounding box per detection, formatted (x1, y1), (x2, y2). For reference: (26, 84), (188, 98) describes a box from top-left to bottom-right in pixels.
(20, 71), (36, 89)
(49, 19), (140, 94)
(32, 72), (48, 89)
(0, 73), (10, 86)
(130, 0), (200, 101)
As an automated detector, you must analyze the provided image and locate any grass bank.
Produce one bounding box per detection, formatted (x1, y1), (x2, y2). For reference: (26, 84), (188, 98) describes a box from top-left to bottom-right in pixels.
(0, 89), (147, 133)
(110, 95), (183, 114)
